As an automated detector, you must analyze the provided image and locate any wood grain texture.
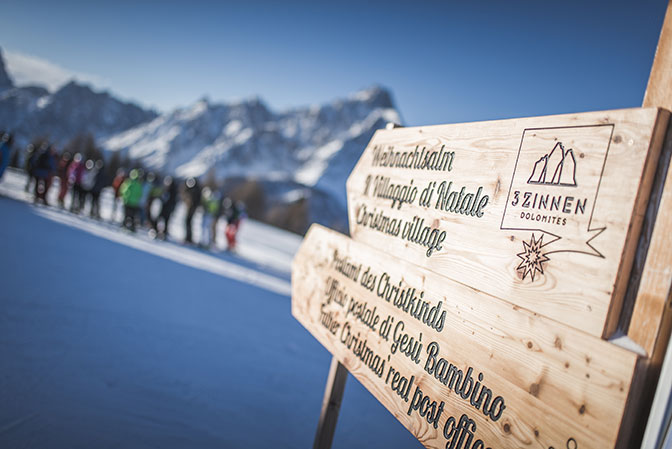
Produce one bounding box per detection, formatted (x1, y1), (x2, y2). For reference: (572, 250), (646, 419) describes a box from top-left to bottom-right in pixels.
(292, 224), (641, 449)
(643, 0), (672, 110)
(345, 108), (668, 338)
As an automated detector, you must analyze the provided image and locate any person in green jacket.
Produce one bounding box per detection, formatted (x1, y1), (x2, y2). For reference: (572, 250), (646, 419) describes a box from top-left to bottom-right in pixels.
(119, 169), (143, 232)
(200, 186), (221, 248)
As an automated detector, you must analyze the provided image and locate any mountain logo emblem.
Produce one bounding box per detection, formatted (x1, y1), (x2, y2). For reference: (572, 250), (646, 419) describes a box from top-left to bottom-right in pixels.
(527, 142), (577, 187)
(501, 125), (615, 281)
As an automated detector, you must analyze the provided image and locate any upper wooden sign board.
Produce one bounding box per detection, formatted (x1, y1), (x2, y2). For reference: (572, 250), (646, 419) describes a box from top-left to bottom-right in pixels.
(346, 108), (669, 338)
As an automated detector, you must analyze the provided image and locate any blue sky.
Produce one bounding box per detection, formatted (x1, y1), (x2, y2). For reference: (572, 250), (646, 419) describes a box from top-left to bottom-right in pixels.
(0, 0), (667, 125)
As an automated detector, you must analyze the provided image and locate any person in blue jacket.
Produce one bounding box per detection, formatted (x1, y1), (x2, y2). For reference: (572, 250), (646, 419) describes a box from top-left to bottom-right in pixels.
(0, 131), (13, 181)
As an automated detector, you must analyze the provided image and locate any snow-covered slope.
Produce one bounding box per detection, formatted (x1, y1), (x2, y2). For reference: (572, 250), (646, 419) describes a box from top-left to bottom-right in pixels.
(103, 87), (402, 232)
(0, 168), (422, 449)
(0, 168), (301, 280)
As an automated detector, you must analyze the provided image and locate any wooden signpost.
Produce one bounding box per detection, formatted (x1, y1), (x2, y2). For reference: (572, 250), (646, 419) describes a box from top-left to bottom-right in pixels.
(293, 225), (643, 449)
(292, 4), (672, 449)
(345, 108), (667, 338)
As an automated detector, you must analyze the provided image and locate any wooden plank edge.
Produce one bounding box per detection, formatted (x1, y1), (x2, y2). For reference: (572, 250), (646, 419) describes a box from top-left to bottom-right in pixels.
(644, 1), (672, 110)
(608, 108), (671, 338)
(616, 355), (653, 448)
(626, 116), (672, 358)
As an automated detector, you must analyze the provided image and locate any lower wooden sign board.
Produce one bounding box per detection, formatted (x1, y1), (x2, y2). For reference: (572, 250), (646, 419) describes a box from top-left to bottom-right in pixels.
(292, 224), (643, 449)
(345, 108), (669, 338)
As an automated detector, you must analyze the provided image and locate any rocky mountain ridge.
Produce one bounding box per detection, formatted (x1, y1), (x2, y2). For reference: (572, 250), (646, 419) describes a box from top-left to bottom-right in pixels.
(0, 47), (402, 233)
(0, 48), (157, 148)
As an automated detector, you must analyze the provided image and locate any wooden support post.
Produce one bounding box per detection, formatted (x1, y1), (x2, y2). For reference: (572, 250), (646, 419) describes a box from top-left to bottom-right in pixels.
(626, 121), (672, 362)
(622, 2), (672, 446)
(629, 0), (672, 362)
(313, 356), (348, 449)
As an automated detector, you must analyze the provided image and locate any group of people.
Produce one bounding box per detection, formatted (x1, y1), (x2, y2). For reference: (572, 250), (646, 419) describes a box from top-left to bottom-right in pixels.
(23, 143), (114, 218)
(113, 168), (246, 250)
(0, 133), (246, 252)
(173, 176), (246, 250)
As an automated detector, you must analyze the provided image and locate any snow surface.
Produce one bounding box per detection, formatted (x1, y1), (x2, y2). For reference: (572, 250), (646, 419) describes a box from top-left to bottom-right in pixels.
(0, 169), (301, 279)
(0, 169), (421, 448)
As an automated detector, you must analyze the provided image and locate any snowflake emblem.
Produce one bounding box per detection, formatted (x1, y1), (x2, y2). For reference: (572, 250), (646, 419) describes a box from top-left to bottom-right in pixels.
(516, 234), (550, 281)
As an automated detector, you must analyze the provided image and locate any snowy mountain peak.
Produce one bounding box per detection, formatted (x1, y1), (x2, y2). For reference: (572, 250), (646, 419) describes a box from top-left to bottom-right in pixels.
(349, 85), (394, 109)
(104, 86), (400, 180)
(179, 98), (211, 121)
(102, 86), (401, 233)
(0, 78), (158, 149)
(0, 47), (15, 91)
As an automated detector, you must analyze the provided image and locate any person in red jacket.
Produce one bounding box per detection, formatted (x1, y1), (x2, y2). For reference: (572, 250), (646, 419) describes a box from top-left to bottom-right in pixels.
(111, 168), (126, 222)
(222, 198), (246, 251)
